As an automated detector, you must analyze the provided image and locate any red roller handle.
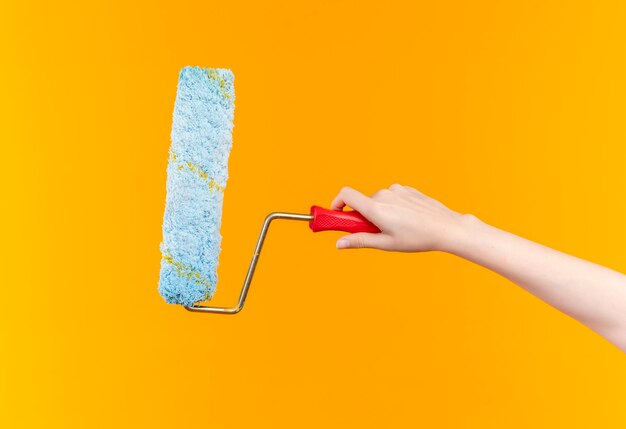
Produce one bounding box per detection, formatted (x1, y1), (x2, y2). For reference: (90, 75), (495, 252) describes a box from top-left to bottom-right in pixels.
(308, 205), (381, 233)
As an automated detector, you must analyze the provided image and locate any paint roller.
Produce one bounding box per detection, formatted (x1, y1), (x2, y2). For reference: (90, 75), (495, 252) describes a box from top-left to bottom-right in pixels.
(158, 66), (380, 314)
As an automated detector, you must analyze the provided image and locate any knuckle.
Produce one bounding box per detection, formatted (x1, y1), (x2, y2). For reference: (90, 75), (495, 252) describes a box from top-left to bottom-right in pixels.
(389, 183), (403, 191)
(405, 186), (424, 196)
(372, 189), (391, 201)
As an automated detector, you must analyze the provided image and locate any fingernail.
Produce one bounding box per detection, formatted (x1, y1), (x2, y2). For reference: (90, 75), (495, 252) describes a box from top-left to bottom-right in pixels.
(336, 240), (350, 249)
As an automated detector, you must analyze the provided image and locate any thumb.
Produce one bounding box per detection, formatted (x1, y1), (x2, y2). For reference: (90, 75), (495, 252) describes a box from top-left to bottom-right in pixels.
(336, 233), (389, 250)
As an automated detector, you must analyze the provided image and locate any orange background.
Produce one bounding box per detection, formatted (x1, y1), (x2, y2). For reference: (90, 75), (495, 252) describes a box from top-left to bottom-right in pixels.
(2, 1), (626, 427)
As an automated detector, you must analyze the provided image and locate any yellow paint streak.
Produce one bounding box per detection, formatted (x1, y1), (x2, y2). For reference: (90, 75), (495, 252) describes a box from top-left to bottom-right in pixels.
(162, 254), (212, 291)
(169, 151), (225, 192)
(206, 69), (233, 101)
(208, 178), (225, 193)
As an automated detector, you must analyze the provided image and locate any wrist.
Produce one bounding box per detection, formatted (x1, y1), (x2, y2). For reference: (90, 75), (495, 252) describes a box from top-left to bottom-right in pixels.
(439, 213), (486, 255)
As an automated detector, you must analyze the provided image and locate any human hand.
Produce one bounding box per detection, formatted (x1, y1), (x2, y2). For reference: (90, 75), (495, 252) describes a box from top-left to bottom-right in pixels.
(330, 185), (473, 252)
(331, 186), (626, 353)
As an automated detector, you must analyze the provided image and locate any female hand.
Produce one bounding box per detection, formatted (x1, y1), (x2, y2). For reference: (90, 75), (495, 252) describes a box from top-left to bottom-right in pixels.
(331, 185), (473, 252)
(332, 185), (626, 352)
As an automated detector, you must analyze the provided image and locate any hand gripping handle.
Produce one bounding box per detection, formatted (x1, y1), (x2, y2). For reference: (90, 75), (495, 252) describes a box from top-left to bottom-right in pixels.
(308, 205), (381, 233)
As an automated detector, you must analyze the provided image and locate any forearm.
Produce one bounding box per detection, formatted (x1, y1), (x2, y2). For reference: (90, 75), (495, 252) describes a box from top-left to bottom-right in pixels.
(448, 215), (626, 351)
(331, 185), (626, 352)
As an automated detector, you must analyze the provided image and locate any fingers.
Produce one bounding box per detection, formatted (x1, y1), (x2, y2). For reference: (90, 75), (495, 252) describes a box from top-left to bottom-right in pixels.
(371, 188), (393, 201)
(390, 183), (425, 197)
(330, 186), (376, 217)
(371, 184), (419, 202)
(336, 232), (393, 250)
(331, 184), (427, 217)
(402, 185), (425, 197)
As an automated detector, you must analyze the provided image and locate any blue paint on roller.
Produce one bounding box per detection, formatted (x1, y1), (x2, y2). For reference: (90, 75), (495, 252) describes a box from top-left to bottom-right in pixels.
(159, 66), (235, 306)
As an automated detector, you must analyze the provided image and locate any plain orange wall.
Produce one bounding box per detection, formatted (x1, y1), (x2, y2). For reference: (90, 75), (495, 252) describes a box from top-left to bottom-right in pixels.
(1, 1), (626, 427)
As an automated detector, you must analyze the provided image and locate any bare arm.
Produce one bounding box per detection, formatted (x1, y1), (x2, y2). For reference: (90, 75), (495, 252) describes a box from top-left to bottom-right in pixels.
(332, 185), (626, 352)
